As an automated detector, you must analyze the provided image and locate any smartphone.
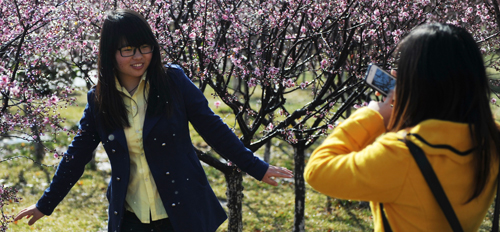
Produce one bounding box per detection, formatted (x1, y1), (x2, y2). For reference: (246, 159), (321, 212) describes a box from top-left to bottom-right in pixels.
(364, 64), (396, 96)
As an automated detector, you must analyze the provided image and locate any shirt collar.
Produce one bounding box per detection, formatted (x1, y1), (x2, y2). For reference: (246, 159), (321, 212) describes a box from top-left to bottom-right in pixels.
(115, 71), (148, 96)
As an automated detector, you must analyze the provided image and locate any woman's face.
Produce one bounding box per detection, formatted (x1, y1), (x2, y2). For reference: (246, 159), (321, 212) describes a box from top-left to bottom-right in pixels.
(115, 44), (152, 80)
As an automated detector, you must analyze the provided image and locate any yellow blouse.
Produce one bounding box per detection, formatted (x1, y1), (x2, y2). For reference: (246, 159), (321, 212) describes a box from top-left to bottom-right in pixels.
(305, 107), (498, 231)
(115, 73), (168, 223)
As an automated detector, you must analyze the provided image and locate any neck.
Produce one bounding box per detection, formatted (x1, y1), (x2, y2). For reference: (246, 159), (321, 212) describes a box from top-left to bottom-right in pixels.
(118, 76), (141, 93)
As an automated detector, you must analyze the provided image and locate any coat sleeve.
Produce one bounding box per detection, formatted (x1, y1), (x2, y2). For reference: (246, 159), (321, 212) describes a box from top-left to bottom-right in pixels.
(304, 107), (411, 203)
(36, 90), (101, 215)
(167, 65), (269, 181)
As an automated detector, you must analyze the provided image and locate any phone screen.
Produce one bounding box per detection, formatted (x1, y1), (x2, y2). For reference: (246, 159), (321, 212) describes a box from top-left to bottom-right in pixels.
(365, 65), (396, 95)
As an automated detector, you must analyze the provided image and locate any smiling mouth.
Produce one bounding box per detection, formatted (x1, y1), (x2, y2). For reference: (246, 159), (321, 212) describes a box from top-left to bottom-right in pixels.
(132, 63), (143, 67)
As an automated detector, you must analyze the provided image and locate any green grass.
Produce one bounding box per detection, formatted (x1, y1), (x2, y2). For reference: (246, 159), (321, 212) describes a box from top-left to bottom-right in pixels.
(3, 157), (109, 232)
(4, 67), (500, 232)
(3, 147), (373, 232)
(2, 87), (372, 231)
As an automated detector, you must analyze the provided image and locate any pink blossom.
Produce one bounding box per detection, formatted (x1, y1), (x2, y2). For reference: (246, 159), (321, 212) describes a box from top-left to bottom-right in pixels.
(300, 82), (307, 89)
(54, 153), (59, 159)
(49, 95), (59, 105)
(0, 75), (8, 86)
(327, 124), (334, 130)
(269, 67), (279, 75)
(214, 100), (221, 108)
(267, 123), (274, 130)
(189, 32), (196, 39)
(10, 86), (20, 96)
(300, 26), (307, 33)
(367, 30), (376, 37)
(284, 79), (295, 88)
(321, 59), (328, 69)
(392, 29), (402, 37)
(247, 78), (257, 88)
(491, 98), (497, 104)
(43, 117), (50, 125)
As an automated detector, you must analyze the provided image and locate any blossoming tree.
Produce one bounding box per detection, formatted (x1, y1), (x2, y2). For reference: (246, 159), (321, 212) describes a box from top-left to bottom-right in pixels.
(1, 0), (499, 231)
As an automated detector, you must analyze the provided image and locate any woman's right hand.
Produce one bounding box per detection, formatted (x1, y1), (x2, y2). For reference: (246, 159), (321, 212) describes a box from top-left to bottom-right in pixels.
(14, 204), (45, 225)
(368, 89), (395, 129)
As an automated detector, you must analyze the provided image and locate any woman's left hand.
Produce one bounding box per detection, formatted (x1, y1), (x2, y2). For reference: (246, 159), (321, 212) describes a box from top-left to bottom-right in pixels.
(261, 165), (293, 186)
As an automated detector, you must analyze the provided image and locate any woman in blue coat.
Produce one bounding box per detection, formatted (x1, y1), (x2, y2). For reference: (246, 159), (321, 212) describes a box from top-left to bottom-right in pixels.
(14, 9), (292, 232)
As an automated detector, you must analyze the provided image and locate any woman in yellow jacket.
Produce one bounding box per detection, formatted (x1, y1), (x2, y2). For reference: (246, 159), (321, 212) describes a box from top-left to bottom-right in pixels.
(304, 23), (500, 231)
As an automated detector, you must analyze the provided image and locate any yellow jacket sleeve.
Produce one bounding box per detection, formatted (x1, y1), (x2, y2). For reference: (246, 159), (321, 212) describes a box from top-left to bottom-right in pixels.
(304, 107), (412, 202)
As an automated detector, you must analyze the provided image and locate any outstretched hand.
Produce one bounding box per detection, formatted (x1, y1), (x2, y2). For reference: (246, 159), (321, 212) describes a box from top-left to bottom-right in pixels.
(14, 204), (45, 226)
(261, 165), (293, 186)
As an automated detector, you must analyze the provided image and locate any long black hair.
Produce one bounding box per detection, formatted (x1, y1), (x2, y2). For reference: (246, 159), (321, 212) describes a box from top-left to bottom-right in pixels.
(388, 23), (500, 201)
(95, 9), (173, 131)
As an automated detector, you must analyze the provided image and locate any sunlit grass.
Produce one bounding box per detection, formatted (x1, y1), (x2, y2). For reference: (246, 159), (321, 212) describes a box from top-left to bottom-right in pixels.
(4, 70), (500, 231)
(2, 156), (109, 232)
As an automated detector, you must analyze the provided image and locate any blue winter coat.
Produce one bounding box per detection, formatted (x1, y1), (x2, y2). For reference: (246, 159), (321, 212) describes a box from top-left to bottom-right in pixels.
(36, 65), (269, 232)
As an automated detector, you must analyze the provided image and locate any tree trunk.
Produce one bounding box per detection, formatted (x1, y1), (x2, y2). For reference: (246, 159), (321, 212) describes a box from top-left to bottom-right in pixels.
(33, 137), (44, 162)
(31, 124), (44, 163)
(326, 196), (333, 213)
(264, 115), (273, 163)
(86, 149), (97, 170)
(263, 138), (271, 163)
(293, 144), (306, 232)
(225, 169), (244, 232)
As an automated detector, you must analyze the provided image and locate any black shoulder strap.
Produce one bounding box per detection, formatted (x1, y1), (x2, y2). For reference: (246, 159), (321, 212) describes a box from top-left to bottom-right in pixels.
(381, 138), (464, 232)
(380, 203), (393, 232)
(405, 139), (464, 232)
(382, 136), (500, 232)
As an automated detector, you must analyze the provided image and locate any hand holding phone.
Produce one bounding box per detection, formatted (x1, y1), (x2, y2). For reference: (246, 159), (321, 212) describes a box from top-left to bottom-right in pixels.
(364, 64), (396, 96)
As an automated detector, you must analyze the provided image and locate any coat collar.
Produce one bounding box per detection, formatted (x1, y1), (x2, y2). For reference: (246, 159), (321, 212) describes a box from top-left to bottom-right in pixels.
(143, 113), (162, 141)
(404, 119), (474, 164)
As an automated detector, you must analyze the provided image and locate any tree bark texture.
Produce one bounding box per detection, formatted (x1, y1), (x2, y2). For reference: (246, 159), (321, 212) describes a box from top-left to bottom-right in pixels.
(293, 144), (306, 232)
(30, 124), (44, 163)
(264, 138), (271, 163)
(225, 170), (244, 232)
(326, 196), (333, 213)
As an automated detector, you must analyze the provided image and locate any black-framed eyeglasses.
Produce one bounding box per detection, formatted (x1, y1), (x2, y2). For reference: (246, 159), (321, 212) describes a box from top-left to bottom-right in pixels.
(118, 44), (154, 57)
